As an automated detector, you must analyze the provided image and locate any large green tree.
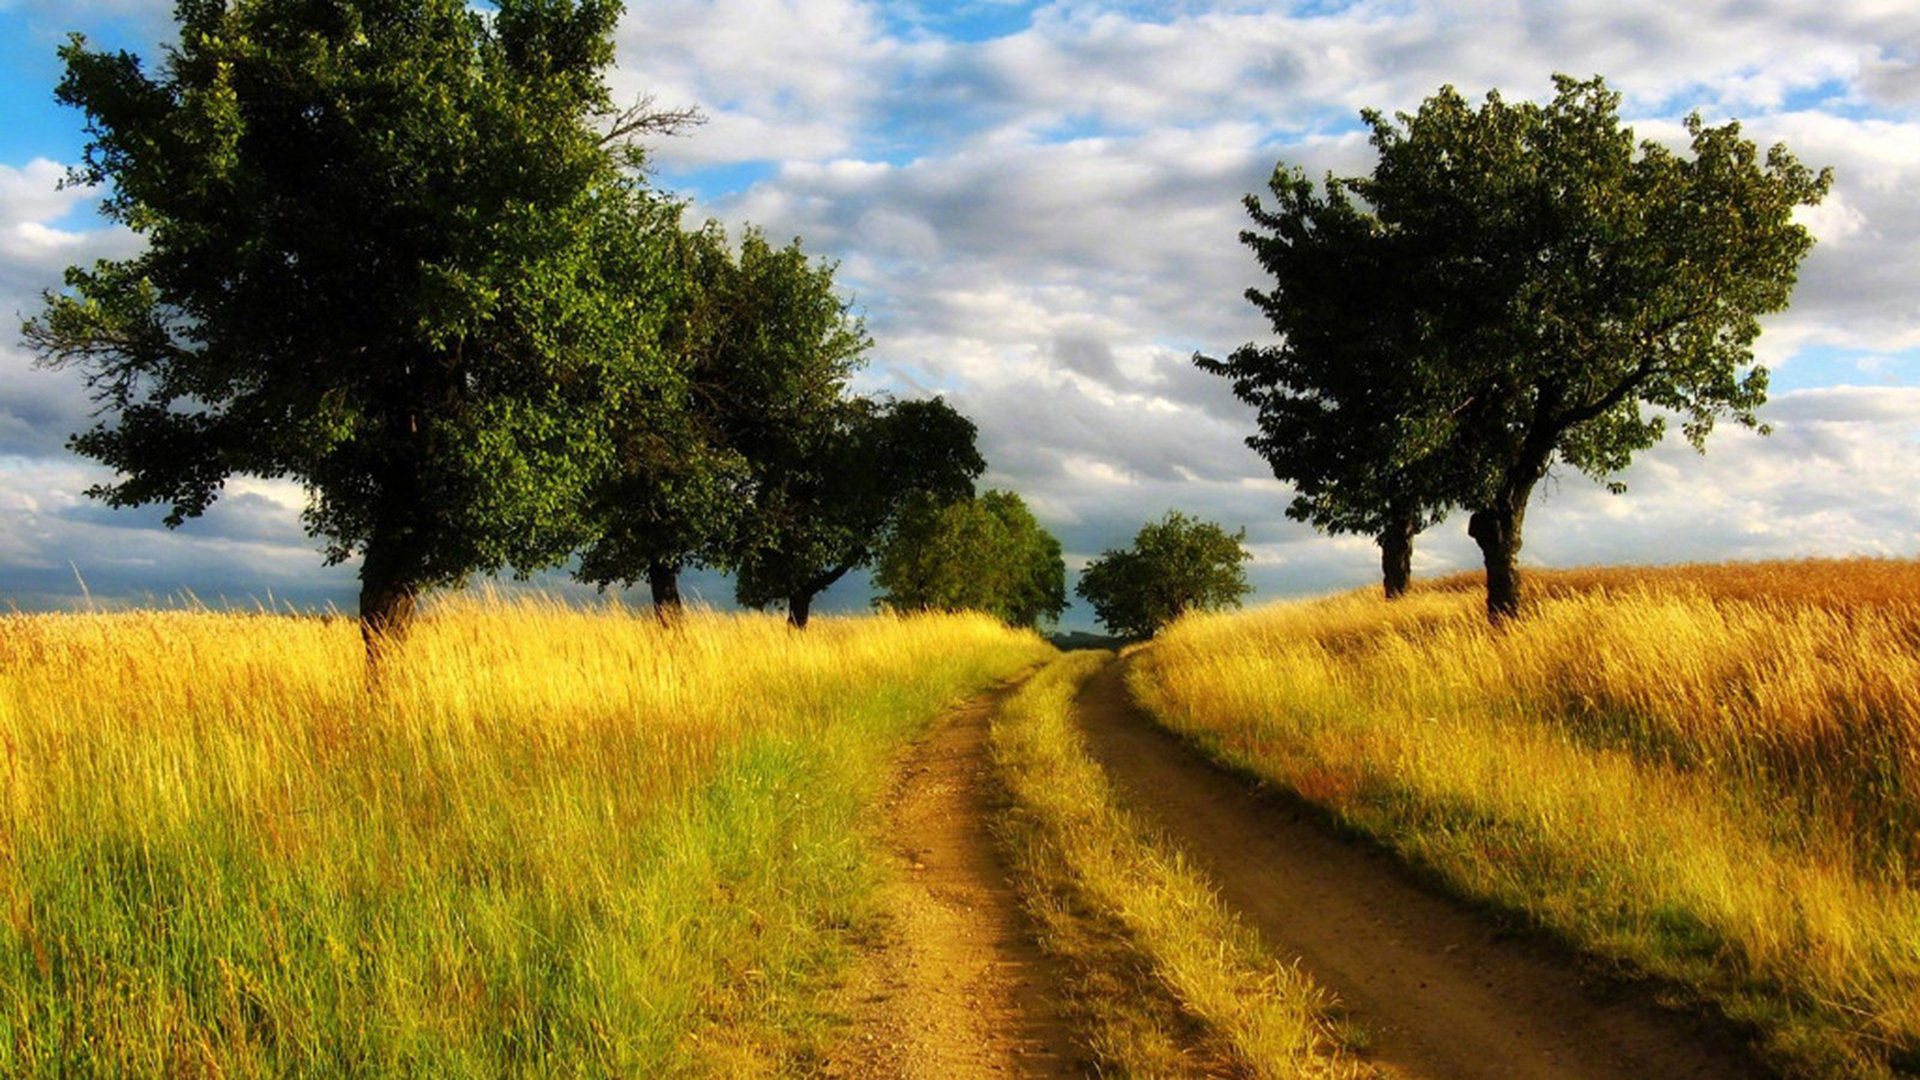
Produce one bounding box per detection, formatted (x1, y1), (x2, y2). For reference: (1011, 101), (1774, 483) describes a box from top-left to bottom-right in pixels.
(1075, 511), (1251, 639)
(736, 396), (985, 628)
(876, 488), (1066, 629)
(1357, 76), (1829, 621)
(1198, 167), (1463, 599)
(26, 0), (679, 655)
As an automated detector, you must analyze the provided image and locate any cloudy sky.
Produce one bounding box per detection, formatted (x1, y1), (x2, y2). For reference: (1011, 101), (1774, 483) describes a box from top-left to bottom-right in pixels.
(3, 0), (1920, 626)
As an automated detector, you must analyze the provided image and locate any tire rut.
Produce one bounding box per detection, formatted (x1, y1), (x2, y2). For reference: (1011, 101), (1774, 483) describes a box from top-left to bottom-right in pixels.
(1073, 656), (1765, 1080)
(825, 682), (1085, 1078)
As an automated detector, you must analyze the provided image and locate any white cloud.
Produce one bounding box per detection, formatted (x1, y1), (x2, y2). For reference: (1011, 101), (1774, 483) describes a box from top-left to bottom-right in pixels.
(613, 0), (904, 166)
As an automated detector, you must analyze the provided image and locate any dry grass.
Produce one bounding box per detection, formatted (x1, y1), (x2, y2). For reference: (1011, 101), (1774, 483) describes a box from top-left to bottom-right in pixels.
(990, 651), (1370, 1079)
(1131, 558), (1920, 1079)
(1415, 555), (1920, 611)
(0, 595), (1051, 1075)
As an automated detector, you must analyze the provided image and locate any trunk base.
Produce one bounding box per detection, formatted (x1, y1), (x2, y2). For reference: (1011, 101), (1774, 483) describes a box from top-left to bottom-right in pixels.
(648, 563), (684, 626)
(1379, 515), (1416, 600)
(360, 577), (418, 676)
(1467, 508), (1522, 624)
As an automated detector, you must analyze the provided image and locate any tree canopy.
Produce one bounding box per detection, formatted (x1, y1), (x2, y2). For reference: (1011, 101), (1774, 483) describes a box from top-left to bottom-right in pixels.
(1075, 511), (1251, 639)
(27, 0), (678, 654)
(735, 395), (985, 627)
(1207, 75), (1829, 621)
(876, 489), (1066, 629)
(1197, 163), (1462, 599)
(574, 222), (796, 620)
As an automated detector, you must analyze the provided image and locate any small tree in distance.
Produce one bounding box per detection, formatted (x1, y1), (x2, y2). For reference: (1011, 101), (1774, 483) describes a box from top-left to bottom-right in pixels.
(875, 489), (1066, 629)
(1075, 512), (1252, 639)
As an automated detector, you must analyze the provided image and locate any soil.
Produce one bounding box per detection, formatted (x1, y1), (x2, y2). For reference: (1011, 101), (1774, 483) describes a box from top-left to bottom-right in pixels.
(824, 683), (1086, 1078)
(1072, 656), (1768, 1080)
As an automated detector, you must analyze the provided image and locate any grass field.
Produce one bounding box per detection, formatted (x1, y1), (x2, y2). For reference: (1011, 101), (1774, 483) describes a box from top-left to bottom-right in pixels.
(1130, 558), (1920, 1079)
(0, 596), (1051, 1075)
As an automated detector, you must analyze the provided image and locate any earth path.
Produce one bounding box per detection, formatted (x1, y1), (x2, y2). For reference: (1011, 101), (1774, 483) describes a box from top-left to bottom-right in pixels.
(824, 679), (1086, 1078)
(1073, 656), (1765, 1080)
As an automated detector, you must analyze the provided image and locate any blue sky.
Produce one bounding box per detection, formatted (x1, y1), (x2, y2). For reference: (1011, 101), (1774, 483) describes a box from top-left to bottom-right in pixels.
(5, 0), (1920, 628)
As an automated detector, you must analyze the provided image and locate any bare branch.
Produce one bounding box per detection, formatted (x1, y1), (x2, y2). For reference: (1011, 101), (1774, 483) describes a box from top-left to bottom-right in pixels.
(600, 94), (706, 147)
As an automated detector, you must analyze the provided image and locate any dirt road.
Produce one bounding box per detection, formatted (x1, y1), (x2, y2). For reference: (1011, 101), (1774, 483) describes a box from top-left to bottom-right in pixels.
(1073, 657), (1764, 1080)
(825, 684), (1085, 1078)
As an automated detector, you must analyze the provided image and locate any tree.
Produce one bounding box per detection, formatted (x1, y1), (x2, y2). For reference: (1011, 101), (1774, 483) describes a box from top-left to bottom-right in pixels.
(1197, 166), (1463, 599)
(575, 220), (748, 623)
(1075, 512), (1252, 639)
(736, 396), (985, 627)
(26, 0), (678, 658)
(1354, 76), (1829, 621)
(876, 489), (1066, 628)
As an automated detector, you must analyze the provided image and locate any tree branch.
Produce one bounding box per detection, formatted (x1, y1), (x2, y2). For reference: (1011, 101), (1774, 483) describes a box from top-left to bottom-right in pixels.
(600, 94), (705, 146)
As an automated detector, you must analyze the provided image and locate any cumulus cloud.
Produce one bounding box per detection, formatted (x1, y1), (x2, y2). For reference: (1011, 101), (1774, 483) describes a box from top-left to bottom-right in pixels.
(613, 0), (907, 165)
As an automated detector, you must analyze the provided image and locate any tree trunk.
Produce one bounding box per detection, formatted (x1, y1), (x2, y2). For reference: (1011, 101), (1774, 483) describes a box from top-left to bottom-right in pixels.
(1466, 507), (1520, 623)
(1466, 463), (1545, 625)
(788, 592), (812, 629)
(1378, 512), (1416, 600)
(359, 553), (419, 673)
(647, 561), (683, 625)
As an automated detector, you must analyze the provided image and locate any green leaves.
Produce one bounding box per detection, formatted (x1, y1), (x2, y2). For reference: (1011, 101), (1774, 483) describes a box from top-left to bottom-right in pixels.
(875, 489), (1066, 629)
(733, 395), (986, 624)
(1208, 74), (1829, 618)
(1075, 512), (1251, 640)
(28, 0), (672, 619)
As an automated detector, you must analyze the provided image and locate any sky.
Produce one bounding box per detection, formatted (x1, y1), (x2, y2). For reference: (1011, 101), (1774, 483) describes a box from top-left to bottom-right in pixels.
(4, 0), (1920, 628)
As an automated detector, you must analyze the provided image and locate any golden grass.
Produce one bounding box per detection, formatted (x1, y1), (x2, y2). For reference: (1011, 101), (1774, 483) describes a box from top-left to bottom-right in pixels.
(0, 595), (1052, 1075)
(990, 651), (1369, 1079)
(1131, 558), (1920, 1079)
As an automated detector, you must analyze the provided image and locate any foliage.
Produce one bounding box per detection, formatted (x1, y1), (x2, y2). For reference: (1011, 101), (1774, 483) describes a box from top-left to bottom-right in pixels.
(1347, 75), (1829, 619)
(24, 0), (673, 642)
(735, 396), (986, 627)
(575, 222), (758, 604)
(0, 600), (1050, 1074)
(875, 489), (1066, 629)
(1133, 561), (1920, 1078)
(1197, 163), (1463, 596)
(1075, 511), (1251, 639)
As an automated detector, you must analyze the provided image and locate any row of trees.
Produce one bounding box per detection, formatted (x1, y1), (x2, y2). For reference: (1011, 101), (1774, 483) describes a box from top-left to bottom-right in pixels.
(25, 0), (989, 659)
(573, 222), (987, 629)
(874, 502), (1256, 639)
(1202, 76), (1831, 621)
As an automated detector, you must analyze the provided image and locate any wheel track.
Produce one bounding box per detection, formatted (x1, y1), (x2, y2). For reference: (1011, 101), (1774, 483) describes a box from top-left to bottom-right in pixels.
(825, 681), (1086, 1078)
(1073, 656), (1766, 1080)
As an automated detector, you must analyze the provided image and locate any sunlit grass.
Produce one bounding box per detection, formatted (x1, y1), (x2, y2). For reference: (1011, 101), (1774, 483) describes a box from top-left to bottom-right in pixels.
(991, 652), (1367, 1078)
(1132, 559), (1920, 1079)
(0, 595), (1051, 1075)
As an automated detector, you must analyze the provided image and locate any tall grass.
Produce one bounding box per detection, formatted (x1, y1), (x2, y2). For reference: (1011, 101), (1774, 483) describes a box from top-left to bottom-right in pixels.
(1131, 560), (1920, 1079)
(0, 596), (1051, 1075)
(991, 652), (1367, 1078)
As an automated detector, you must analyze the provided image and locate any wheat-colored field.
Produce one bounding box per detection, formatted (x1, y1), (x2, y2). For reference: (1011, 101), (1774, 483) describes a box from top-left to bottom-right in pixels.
(990, 652), (1366, 1078)
(0, 596), (1050, 1075)
(1131, 558), (1920, 1079)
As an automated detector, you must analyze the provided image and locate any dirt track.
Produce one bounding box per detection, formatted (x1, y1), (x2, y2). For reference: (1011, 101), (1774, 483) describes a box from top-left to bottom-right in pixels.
(825, 684), (1084, 1078)
(1073, 657), (1764, 1080)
